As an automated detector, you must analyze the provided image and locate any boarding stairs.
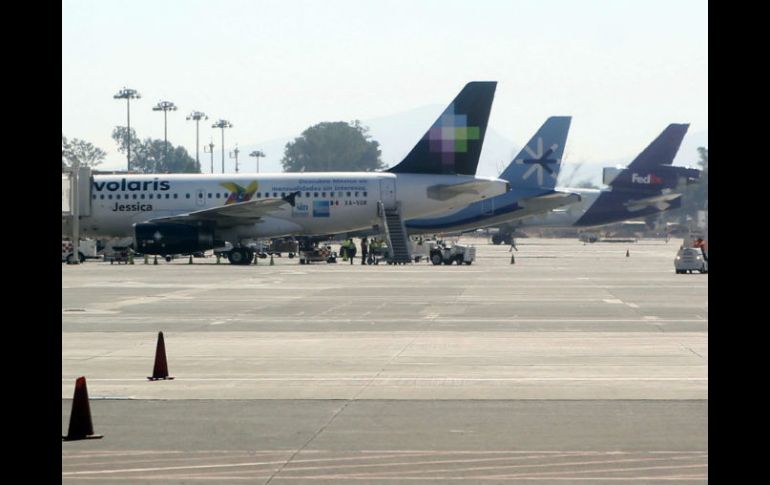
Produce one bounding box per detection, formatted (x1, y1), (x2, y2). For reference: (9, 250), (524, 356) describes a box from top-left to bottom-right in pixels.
(379, 201), (412, 264)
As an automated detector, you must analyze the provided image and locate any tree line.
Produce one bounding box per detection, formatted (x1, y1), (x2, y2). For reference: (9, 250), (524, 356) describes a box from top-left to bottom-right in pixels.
(62, 129), (200, 174)
(62, 119), (384, 174)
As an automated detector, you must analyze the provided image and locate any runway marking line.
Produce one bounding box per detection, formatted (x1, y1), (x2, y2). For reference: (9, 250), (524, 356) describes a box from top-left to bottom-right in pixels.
(62, 451), (707, 479)
(302, 454), (706, 479)
(64, 377), (709, 382)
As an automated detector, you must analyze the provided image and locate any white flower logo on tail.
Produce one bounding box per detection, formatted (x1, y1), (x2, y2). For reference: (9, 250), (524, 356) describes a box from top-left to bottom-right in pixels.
(515, 137), (560, 186)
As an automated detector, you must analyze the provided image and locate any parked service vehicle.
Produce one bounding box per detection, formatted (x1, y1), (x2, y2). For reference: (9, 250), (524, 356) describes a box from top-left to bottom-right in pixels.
(674, 247), (707, 274)
(410, 238), (435, 263)
(62, 239), (98, 263)
(266, 239), (298, 258)
(429, 242), (476, 265)
(299, 245), (337, 264)
(108, 246), (132, 264)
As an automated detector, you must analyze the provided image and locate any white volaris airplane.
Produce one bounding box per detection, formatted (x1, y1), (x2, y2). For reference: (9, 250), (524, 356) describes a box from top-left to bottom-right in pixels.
(71, 82), (509, 264)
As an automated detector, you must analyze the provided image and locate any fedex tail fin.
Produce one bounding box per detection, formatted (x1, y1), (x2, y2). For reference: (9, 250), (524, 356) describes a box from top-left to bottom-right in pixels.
(500, 116), (571, 189)
(575, 123), (691, 227)
(622, 123), (689, 172)
(388, 81), (496, 175)
(608, 123), (691, 193)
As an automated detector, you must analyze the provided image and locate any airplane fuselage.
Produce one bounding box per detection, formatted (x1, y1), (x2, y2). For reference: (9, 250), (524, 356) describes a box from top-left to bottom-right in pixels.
(515, 187), (600, 228)
(405, 186), (582, 235)
(515, 186), (682, 229)
(78, 172), (506, 240)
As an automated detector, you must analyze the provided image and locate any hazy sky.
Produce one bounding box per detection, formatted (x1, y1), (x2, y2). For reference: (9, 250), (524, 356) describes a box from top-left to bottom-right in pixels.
(62, 0), (708, 172)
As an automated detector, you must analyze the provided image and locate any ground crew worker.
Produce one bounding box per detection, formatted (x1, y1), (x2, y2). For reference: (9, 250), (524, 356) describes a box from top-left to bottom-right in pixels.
(694, 238), (708, 262)
(509, 237), (518, 264)
(361, 237), (369, 265)
(370, 238), (381, 264)
(347, 238), (356, 264)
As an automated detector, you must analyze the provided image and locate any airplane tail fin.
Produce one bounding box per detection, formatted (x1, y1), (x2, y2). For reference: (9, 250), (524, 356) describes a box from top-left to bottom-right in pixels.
(622, 123), (689, 172)
(574, 124), (692, 228)
(608, 123), (691, 193)
(500, 116), (571, 189)
(387, 81), (497, 175)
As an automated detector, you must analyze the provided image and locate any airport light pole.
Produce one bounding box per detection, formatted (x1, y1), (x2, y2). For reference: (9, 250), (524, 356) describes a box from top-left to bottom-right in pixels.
(153, 101), (178, 167)
(113, 87), (141, 172)
(230, 145), (240, 173)
(212, 119), (233, 173)
(204, 140), (215, 173)
(186, 111), (208, 173)
(249, 150), (265, 173)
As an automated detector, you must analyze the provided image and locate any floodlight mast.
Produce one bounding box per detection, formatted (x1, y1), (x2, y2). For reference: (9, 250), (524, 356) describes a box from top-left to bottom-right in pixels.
(153, 101), (178, 167)
(249, 150), (265, 173)
(230, 145), (240, 173)
(186, 111), (208, 172)
(212, 119), (233, 173)
(113, 87), (141, 172)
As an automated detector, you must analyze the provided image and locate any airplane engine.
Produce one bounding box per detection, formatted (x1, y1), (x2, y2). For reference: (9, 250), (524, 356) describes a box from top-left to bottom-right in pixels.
(134, 222), (223, 255)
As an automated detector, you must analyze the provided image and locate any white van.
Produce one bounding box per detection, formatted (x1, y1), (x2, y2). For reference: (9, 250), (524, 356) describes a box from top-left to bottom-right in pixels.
(674, 247), (707, 274)
(62, 239), (98, 263)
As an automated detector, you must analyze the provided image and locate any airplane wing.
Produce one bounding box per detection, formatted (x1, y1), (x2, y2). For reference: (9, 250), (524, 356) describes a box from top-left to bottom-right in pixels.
(623, 193), (682, 212)
(496, 191), (581, 223)
(149, 192), (299, 227)
(517, 191), (581, 211)
(427, 180), (506, 201)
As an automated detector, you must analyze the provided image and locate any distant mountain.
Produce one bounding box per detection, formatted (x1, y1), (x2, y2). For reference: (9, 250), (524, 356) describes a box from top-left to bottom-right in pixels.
(237, 107), (706, 189)
(364, 105), (520, 178)
(236, 104), (519, 177)
(231, 137), (292, 174)
(558, 129), (708, 188)
(673, 130), (708, 166)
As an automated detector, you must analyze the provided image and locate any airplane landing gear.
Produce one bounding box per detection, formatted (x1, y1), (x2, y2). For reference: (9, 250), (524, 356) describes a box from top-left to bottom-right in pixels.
(228, 247), (254, 265)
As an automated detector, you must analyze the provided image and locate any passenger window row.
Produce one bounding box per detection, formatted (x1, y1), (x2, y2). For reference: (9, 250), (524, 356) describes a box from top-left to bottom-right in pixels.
(94, 193), (181, 200)
(214, 191), (369, 199)
(94, 190), (370, 201)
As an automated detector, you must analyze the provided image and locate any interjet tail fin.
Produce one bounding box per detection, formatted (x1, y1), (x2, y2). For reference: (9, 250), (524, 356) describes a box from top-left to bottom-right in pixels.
(500, 116), (571, 189)
(387, 81), (497, 175)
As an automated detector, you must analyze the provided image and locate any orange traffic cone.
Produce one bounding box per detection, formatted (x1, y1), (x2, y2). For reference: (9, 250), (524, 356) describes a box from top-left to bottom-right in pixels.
(147, 332), (174, 381)
(62, 376), (103, 441)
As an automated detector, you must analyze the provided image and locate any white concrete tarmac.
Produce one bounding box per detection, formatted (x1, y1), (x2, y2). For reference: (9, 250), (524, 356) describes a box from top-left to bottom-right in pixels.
(62, 237), (708, 483)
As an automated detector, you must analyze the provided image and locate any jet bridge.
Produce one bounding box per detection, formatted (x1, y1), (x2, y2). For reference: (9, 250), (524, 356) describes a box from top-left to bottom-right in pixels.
(62, 167), (92, 237)
(62, 167), (92, 216)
